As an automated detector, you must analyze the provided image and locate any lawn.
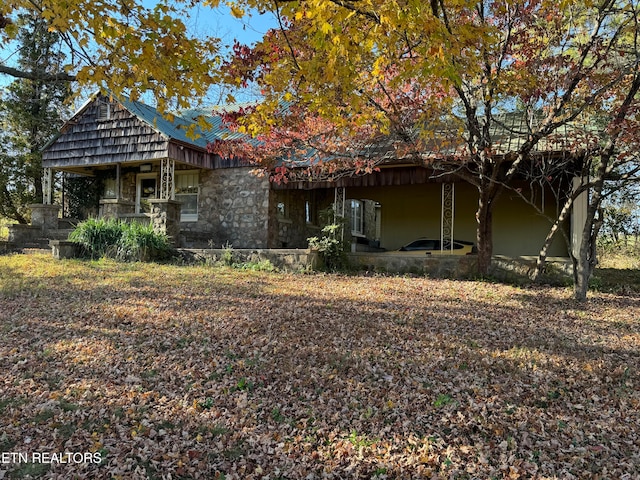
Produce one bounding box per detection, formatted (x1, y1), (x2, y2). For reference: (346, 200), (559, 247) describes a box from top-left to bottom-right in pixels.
(0, 254), (638, 479)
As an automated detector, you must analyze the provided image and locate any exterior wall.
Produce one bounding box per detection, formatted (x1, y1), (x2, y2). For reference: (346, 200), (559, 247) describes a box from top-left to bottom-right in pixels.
(345, 182), (568, 257)
(268, 189), (334, 248)
(180, 167), (271, 248)
(344, 198), (381, 251)
(493, 183), (568, 257)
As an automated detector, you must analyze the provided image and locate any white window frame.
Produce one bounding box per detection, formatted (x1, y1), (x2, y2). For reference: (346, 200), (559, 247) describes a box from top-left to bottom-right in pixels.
(175, 170), (199, 222)
(350, 199), (364, 236)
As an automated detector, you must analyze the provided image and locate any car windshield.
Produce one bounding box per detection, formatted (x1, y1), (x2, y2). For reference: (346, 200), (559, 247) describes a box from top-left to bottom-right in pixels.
(402, 239), (465, 251)
(404, 239), (439, 250)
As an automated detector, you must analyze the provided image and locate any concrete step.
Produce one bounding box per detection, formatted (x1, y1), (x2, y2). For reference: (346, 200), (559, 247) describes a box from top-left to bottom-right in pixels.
(22, 238), (51, 248)
(58, 218), (79, 230)
(21, 247), (51, 255)
(48, 229), (74, 241)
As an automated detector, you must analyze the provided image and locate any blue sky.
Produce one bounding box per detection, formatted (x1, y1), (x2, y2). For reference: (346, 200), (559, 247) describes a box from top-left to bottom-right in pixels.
(189, 3), (275, 49)
(174, 3), (277, 104)
(0, 3), (277, 104)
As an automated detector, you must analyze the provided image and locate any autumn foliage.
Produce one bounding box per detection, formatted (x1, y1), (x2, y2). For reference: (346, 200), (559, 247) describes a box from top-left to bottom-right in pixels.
(1, 255), (639, 478)
(211, 0), (640, 287)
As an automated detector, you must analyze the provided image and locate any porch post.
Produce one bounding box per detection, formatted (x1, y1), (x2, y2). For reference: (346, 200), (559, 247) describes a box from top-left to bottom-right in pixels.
(441, 183), (455, 252)
(43, 167), (53, 205)
(334, 186), (346, 241)
(116, 163), (121, 200)
(160, 158), (175, 200)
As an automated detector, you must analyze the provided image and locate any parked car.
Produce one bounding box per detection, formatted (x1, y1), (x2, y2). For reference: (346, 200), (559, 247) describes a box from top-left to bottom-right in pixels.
(396, 238), (477, 255)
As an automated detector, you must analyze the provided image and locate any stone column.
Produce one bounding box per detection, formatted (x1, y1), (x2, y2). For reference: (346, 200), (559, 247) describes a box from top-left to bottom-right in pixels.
(149, 199), (181, 246)
(29, 204), (61, 232)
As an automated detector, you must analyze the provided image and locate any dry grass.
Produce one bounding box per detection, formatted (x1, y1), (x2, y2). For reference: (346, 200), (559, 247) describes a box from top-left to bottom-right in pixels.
(0, 218), (9, 241)
(0, 254), (638, 479)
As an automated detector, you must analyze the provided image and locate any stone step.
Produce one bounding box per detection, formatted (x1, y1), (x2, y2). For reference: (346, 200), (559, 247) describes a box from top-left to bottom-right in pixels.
(21, 247), (51, 255)
(58, 218), (79, 230)
(48, 229), (74, 241)
(23, 240), (50, 248)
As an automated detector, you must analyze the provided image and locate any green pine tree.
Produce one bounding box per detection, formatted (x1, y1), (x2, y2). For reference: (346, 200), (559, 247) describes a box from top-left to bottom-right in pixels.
(0, 11), (70, 223)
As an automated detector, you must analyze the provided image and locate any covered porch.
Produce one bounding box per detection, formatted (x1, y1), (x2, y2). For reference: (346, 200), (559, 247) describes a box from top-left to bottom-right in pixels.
(41, 158), (188, 243)
(39, 92), (220, 244)
(274, 164), (582, 258)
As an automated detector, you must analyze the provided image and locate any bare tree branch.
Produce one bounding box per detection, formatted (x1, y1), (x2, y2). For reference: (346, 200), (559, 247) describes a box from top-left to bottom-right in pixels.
(0, 63), (76, 82)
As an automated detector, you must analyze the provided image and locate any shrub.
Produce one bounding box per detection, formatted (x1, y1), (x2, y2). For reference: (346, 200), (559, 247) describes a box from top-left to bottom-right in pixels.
(308, 223), (348, 271)
(117, 222), (173, 262)
(69, 218), (173, 262)
(69, 218), (122, 258)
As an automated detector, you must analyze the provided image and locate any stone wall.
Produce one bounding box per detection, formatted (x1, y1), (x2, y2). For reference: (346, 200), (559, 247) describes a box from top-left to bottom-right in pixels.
(180, 248), (316, 272)
(149, 199), (181, 245)
(348, 252), (479, 278)
(348, 252), (571, 281)
(180, 167), (271, 248)
(268, 189), (333, 248)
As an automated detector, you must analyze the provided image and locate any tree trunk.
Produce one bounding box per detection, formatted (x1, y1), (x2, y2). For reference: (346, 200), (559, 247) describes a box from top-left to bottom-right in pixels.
(574, 207), (604, 301)
(532, 194), (576, 281)
(573, 253), (590, 302)
(476, 191), (494, 276)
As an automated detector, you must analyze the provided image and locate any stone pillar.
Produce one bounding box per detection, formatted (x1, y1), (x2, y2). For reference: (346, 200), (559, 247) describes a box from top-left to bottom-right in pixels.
(99, 199), (135, 219)
(149, 199), (181, 246)
(29, 204), (61, 232)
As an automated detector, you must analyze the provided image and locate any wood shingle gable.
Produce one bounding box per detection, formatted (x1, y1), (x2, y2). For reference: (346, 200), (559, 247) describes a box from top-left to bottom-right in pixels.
(43, 93), (255, 173)
(43, 96), (173, 172)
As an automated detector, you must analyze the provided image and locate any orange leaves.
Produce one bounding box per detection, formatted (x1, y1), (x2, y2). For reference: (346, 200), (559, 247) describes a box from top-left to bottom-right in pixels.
(0, 255), (639, 477)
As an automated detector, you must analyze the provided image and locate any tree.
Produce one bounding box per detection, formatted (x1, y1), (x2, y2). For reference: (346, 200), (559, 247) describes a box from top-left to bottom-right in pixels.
(601, 189), (639, 245)
(209, 0), (640, 299)
(0, 12), (70, 223)
(1, 0), (220, 113)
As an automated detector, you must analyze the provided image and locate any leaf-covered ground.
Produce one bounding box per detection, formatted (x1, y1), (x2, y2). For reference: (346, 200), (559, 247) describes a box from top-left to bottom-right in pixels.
(0, 254), (638, 479)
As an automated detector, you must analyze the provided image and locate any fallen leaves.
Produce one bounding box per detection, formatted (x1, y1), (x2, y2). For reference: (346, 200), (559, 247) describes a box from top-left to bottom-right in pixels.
(0, 254), (638, 479)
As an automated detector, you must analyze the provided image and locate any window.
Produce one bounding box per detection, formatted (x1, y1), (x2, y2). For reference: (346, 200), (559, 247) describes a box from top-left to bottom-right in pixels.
(305, 200), (313, 224)
(97, 103), (111, 121)
(103, 177), (117, 199)
(276, 194), (290, 220)
(136, 174), (157, 214)
(277, 201), (287, 218)
(175, 171), (199, 221)
(350, 199), (364, 235)
(305, 192), (317, 224)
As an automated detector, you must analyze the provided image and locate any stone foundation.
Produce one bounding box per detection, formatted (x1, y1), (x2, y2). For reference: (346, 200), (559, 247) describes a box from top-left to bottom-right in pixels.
(348, 252), (572, 281)
(348, 252), (479, 278)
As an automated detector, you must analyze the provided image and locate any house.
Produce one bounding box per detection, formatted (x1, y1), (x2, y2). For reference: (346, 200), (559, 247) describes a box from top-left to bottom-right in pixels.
(39, 92), (584, 258)
(41, 92), (330, 249)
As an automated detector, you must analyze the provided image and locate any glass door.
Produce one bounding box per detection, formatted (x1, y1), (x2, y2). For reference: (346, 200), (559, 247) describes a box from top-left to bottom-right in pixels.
(136, 174), (157, 214)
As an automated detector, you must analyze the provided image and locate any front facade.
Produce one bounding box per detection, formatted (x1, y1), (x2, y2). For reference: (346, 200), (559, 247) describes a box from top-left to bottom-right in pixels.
(41, 93), (580, 257)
